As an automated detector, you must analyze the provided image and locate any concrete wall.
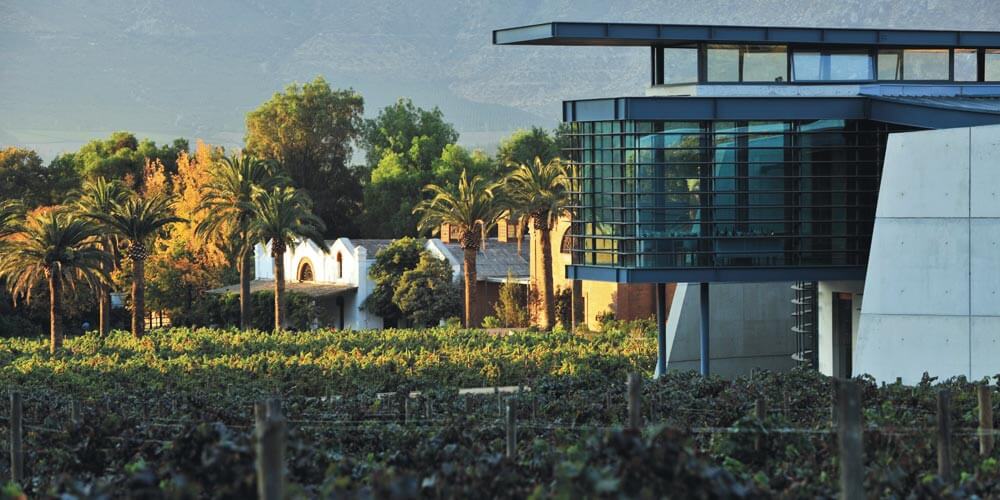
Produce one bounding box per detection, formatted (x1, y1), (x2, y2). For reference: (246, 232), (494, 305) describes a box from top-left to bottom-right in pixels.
(856, 124), (1000, 384)
(663, 282), (799, 378)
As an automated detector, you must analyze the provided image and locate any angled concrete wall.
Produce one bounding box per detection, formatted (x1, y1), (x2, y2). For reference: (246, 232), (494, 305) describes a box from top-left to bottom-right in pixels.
(856, 124), (1000, 384)
(663, 282), (798, 378)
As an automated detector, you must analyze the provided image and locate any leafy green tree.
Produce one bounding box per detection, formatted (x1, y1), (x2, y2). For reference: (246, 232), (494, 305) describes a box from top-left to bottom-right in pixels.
(90, 193), (183, 338)
(496, 127), (560, 173)
(72, 178), (129, 336)
(361, 99), (459, 237)
(361, 237), (425, 326)
(493, 271), (529, 328)
(393, 253), (461, 327)
(0, 210), (108, 353)
(196, 154), (284, 330)
(505, 158), (571, 330)
(250, 186), (328, 331)
(0, 147), (80, 208)
(52, 132), (187, 190)
(414, 170), (505, 328)
(245, 76), (364, 237)
(432, 144), (494, 185)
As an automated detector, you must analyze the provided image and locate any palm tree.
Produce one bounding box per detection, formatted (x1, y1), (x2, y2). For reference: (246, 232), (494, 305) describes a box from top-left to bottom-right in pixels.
(249, 186), (327, 331)
(0, 200), (21, 239)
(91, 194), (183, 338)
(73, 178), (129, 335)
(505, 157), (571, 330)
(196, 154), (283, 330)
(0, 210), (108, 353)
(414, 170), (505, 328)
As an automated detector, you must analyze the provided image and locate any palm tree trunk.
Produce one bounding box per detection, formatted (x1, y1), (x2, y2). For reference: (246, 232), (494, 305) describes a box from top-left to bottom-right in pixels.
(48, 271), (62, 354)
(463, 248), (477, 328)
(538, 222), (555, 330)
(273, 248), (286, 331)
(240, 251), (252, 330)
(132, 257), (145, 338)
(99, 286), (111, 336)
(516, 217), (525, 257)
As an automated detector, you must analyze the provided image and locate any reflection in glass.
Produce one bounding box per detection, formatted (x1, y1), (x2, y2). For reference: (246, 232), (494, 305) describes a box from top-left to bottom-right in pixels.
(903, 49), (949, 80)
(792, 50), (873, 81)
(954, 49), (978, 82)
(706, 45), (740, 82)
(663, 47), (699, 84)
(987, 50), (1000, 81)
(743, 46), (788, 82)
(877, 50), (902, 80)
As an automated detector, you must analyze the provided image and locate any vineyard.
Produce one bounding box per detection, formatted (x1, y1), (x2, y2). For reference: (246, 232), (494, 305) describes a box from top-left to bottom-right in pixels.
(0, 326), (998, 498)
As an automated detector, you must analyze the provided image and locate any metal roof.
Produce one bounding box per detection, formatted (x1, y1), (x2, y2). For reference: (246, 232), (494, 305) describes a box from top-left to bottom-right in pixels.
(443, 240), (530, 281)
(562, 95), (1000, 129)
(494, 22), (1000, 48)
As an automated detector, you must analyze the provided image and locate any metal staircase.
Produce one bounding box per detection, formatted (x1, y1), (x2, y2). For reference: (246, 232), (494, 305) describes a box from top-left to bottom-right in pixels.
(791, 282), (818, 368)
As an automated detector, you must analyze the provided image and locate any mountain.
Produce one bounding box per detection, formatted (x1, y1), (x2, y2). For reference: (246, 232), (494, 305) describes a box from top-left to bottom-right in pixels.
(2, 0), (999, 159)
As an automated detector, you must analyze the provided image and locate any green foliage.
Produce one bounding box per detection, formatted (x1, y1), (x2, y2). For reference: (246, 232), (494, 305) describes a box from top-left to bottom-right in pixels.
(493, 271), (529, 327)
(245, 76), (365, 237)
(177, 291), (317, 331)
(361, 237), (425, 325)
(496, 126), (560, 171)
(0, 147), (80, 208)
(393, 253), (461, 326)
(52, 132), (187, 189)
(360, 98), (461, 237)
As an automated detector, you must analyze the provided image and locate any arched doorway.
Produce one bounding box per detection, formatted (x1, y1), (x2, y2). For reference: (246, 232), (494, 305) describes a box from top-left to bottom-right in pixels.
(297, 259), (315, 282)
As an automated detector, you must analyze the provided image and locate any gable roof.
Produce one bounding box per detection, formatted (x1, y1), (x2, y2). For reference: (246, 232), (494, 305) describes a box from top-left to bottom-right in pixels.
(443, 240), (530, 281)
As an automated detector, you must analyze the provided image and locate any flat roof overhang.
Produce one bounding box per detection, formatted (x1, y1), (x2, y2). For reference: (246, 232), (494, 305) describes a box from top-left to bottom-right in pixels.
(562, 96), (1000, 129)
(494, 22), (1000, 48)
(565, 265), (868, 284)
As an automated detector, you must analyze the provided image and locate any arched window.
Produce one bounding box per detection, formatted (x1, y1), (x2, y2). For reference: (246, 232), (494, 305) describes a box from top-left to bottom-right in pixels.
(336, 252), (343, 279)
(298, 261), (314, 282)
(560, 228), (573, 255)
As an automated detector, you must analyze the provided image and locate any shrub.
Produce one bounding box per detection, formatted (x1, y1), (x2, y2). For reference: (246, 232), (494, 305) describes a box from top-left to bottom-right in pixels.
(492, 271), (529, 327)
(175, 291), (317, 331)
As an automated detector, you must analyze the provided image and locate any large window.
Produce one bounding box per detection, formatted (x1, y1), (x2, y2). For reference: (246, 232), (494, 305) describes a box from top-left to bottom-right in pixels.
(792, 50), (874, 81)
(987, 49), (1000, 81)
(564, 120), (907, 270)
(663, 47), (698, 84)
(954, 49), (979, 82)
(706, 44), (787, 82)
(878, 49), (950, 80)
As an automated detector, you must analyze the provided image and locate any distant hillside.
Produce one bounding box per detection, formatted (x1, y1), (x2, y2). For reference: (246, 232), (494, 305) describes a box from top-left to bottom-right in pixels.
(2, 0), (999, 158)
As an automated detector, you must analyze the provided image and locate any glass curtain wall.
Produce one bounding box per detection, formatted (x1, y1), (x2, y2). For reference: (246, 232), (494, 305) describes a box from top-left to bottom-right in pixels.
(564, 120), (904, 269)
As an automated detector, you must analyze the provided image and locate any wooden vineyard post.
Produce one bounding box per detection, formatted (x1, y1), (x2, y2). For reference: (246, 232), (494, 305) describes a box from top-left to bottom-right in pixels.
(505, 402), (517, 459)
(404, 396), (411, 424)
(495, 386), (502, 417)
(10, 391), (22, 484)
(255, 400), (286, 500)
(425, 397), (432, 420)
(979, 385), (994, 456)
(605, 390), (613, 423)
(754, 398), (767, 452)
(835, 380), (864, 500)
(71, 399), (82, 429)
(937, 389), (953, 482)
(627, 373), (642, 431)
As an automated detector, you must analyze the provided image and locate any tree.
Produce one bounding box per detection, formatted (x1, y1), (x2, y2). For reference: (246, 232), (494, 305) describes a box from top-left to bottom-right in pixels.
(52, 132), (187, 191)
(413, 170), (505, 328)
(90, 193), (183, 338)
(0, 209), (108, 353)
(505, 158), (571, 330)
(493, 271), (529, 328)
(393, 253), (461, 327)
(196, 154), (283, 330)
(361, 99), (460, 237)
(250, 186), (328, 331)
(0, 147), (80, 208)
(361, 237), (425, 326)
(0, 200), (21, 239)
(245, 76), (365, 237)
(496, 127), (560, 172)
(72, 178), (129, 336)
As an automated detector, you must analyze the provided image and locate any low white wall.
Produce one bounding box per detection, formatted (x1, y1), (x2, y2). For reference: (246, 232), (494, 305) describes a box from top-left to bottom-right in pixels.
(856, 124), (1000, 384)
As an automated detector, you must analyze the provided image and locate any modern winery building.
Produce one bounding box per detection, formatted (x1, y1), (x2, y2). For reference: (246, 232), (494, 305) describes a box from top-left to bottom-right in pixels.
(494, 22), (1000, 383)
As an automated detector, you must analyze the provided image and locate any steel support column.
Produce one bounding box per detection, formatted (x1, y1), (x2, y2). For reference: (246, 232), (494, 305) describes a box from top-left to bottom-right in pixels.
(699, 282), (710, 377)
(654, 283), (668, 378)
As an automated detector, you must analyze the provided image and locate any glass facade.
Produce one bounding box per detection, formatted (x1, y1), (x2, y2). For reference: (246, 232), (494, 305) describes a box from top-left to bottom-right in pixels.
(988, 49), (1000, 81)
(878, 48), (950, 80)
(663, 47), (699, 84)
(564, 120), (910, 270)
(954, 49), (979, 81)
(792, 50), (874, 81)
